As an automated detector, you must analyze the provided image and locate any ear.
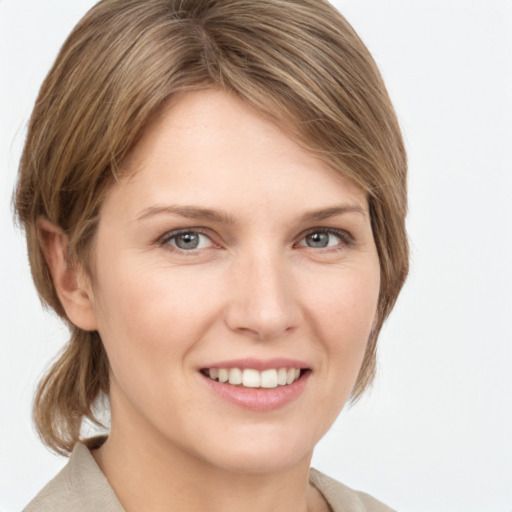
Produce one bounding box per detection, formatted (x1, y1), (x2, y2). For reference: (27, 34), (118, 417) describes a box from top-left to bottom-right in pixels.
(37, 218), (98, 331)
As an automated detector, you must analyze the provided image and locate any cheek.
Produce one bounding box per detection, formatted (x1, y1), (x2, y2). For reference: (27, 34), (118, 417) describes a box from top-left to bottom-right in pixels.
(90, 259), (227, 379)
(89, 268), (215, 427)
(297, 266), (380, 435)
(305, 265), (380, 342)
(303, 263), (380, 396)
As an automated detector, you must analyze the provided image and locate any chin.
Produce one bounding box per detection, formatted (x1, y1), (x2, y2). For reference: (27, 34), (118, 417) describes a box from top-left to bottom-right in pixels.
(192, 426), (317, 475)
(207, 448), (311, 475)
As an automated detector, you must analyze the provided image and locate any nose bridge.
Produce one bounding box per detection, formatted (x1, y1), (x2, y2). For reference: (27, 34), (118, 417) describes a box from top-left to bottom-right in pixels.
(225, 243), (300, 340)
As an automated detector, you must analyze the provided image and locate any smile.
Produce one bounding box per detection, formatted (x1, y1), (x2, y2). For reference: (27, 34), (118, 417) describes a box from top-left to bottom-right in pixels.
(202, 367), (303, 388)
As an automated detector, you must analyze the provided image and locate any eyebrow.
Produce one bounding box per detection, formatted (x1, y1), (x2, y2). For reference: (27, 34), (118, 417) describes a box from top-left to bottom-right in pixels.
(298, 204), (367, 222)
(136, 205), (236, 224)
(136, 203), (367, 224)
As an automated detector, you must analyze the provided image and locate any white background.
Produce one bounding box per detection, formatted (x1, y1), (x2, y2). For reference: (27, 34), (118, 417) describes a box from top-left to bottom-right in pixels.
(1, 1), (511, 511)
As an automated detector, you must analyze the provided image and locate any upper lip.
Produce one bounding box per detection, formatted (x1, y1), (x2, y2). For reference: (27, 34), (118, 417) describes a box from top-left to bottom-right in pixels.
(201, 358), (310, 371)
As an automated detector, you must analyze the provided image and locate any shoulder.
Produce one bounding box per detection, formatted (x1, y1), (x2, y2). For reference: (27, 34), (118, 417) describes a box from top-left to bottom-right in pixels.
(310, 468), (396, 512)
(23, 439), (124, 512)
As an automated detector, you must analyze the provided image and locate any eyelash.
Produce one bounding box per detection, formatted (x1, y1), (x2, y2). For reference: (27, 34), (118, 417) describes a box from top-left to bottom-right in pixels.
(158, 227), (353, 253)
(158, 229), (216, 253)
(295, 228), (353, 250)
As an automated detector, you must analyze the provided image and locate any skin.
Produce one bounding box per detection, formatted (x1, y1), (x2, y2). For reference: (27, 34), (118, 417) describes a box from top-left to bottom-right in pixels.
(43, 90), (381, 512)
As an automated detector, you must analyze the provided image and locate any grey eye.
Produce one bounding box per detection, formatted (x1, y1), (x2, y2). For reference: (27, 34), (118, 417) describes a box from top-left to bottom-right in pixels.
(299, 231), (344, 249)
(305, 232), (330, 248)
(175, 232), (200, 250)
(167, 231), (213, 251)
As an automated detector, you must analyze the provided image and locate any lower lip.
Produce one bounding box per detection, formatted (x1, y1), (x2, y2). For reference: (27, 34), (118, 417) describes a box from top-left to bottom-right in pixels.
(201, 372), (310, 411)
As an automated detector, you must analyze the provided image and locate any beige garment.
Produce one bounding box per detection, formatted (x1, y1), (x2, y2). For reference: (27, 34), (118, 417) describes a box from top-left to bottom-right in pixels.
(23, 440), (395, 512)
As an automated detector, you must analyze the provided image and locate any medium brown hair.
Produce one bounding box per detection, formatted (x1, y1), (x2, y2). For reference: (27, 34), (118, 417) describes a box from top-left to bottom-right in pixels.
(15, 0), (408, 455)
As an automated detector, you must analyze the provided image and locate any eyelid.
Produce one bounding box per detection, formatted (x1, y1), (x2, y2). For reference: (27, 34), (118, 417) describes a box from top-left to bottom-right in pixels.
(295, 227), (354, 248)
(158, 228), (218, 251)
(156, 226), (354, 252)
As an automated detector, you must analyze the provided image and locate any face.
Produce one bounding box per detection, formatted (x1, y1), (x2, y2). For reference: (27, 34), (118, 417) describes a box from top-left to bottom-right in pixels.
(85, 90), (380, 474)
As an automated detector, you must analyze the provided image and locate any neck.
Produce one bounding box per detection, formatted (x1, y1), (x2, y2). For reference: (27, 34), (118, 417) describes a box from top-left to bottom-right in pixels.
(92, 402), (327, 512)
(94, 434), (320, 512)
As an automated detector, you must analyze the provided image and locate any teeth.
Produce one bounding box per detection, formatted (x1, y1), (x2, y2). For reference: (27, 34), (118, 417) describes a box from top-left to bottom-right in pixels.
(206, 367), (302, 388)
(261, 369), (278, 389)
(229, 368), (243, 385)
(277, 368), (288, 386)
(242, 369), (260, 388)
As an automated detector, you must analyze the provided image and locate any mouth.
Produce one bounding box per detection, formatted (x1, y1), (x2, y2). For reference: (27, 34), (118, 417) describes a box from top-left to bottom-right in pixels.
(200, 367), (307, 389)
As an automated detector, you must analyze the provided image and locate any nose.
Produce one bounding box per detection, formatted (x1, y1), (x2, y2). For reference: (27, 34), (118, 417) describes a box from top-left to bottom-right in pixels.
(224, 249), (301, 341)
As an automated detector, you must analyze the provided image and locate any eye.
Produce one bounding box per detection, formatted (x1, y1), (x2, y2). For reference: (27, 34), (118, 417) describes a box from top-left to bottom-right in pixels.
(162, 230), (214, 251)
(297, 229), (349, 249)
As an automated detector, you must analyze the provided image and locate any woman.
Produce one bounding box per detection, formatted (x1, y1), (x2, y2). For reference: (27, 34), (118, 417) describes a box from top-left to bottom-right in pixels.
(15, 1), (408, 511)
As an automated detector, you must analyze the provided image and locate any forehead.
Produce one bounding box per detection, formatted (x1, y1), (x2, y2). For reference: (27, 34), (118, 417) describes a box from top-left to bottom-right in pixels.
(109, 89), (368, 218)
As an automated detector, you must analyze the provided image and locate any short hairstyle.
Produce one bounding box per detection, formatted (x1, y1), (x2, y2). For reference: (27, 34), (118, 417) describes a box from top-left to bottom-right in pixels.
(15, 0), (408, 455)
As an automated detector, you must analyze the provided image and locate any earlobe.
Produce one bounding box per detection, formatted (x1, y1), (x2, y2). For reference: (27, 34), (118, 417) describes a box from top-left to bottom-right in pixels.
(37, 218), (98, 331)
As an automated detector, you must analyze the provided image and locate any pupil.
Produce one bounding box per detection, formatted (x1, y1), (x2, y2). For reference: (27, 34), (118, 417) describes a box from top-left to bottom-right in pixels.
(176, 233), (199, 249)
(307, 232), (328, 248)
